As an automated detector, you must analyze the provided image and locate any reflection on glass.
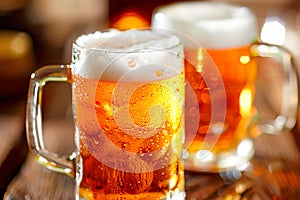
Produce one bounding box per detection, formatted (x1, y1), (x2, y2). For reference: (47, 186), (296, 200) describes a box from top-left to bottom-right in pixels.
(261, 17), (286, 45)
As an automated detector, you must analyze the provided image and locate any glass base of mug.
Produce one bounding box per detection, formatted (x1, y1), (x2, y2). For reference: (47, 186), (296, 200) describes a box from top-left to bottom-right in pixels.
(183, 138), (254, 172)
(79, 190), (186, 200)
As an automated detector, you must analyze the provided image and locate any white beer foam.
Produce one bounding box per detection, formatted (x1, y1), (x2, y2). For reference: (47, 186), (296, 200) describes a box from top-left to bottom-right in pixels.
(152, 2), (258, 49)
(73, 29), (183, 81)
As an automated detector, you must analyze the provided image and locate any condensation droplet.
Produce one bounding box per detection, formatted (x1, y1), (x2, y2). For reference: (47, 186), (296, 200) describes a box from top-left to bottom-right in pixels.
(127, 58), (136, 68)
(103, 125), (109, 130)
(192, 82), (200, 89)
(95, 101), (101, 108)
(156, 69), (163, 77)
(93, 138), (99, 145)
(210, 122), (227, 135)
(201, 93), (211, 104)
(189, 107), (199, 117)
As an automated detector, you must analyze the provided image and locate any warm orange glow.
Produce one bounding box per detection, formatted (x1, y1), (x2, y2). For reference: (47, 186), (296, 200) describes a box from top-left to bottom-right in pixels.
(239, 87), (252, 117)
(111, 11), (150, 30)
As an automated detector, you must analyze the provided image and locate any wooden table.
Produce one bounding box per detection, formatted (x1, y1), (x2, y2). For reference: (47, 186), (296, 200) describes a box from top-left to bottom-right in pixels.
(3, 118), (300, 199)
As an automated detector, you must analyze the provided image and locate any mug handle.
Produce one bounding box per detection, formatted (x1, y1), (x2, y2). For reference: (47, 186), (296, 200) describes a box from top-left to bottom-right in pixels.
(26, 65), (76, 178)
(251, 43), (299, 134)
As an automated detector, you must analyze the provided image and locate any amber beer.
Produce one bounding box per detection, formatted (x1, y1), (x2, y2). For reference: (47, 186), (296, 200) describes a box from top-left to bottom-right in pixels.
(71, 30), (185, 199)
(152, 2), (261, 171)
(185, 45), (257, 158)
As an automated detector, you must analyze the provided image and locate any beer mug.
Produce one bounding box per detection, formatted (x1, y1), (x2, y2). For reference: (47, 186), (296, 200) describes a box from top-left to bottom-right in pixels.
(152, 2), (298, 172)
(26, 29), (186, 199)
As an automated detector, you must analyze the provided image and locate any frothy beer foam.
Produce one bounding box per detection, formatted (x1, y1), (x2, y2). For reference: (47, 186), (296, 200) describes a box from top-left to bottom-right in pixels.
(73, 29), (182, 81)
(152, 2), (258, 49)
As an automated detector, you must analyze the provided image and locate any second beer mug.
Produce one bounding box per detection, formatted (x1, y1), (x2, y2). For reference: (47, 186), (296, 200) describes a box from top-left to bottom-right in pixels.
(26, 30), (185, 199)
(152, 2), (298, 172)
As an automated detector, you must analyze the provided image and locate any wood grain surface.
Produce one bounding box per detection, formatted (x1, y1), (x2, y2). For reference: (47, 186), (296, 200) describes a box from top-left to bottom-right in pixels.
(3, 118), (300, 199)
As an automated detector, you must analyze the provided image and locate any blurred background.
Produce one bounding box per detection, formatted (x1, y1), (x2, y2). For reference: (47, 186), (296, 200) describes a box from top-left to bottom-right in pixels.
(1, 0), (300, 198)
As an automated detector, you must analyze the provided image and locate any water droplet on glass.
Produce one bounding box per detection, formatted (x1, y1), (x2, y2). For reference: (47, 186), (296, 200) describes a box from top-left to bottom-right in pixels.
(201, 93), (211, 104)
(156, 69), (163, 77)
(127, 58), (136, 68)
(103, 125), (109, 130)
(95, 101), (101, 108)
(93, 138), (99, 144)
(192, 82), (200, 89)
(189, 107), (198, 117)
(210, 122), (227, 135)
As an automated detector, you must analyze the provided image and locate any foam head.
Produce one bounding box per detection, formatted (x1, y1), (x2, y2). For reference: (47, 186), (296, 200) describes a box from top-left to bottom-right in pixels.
(72, 29), (183, 81)
(152, 2), (258, 49)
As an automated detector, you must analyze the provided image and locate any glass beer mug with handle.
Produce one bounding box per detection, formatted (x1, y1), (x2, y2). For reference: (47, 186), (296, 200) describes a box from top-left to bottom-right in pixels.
(26, 29), (186, 199)
(152, 2), (299, 172)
